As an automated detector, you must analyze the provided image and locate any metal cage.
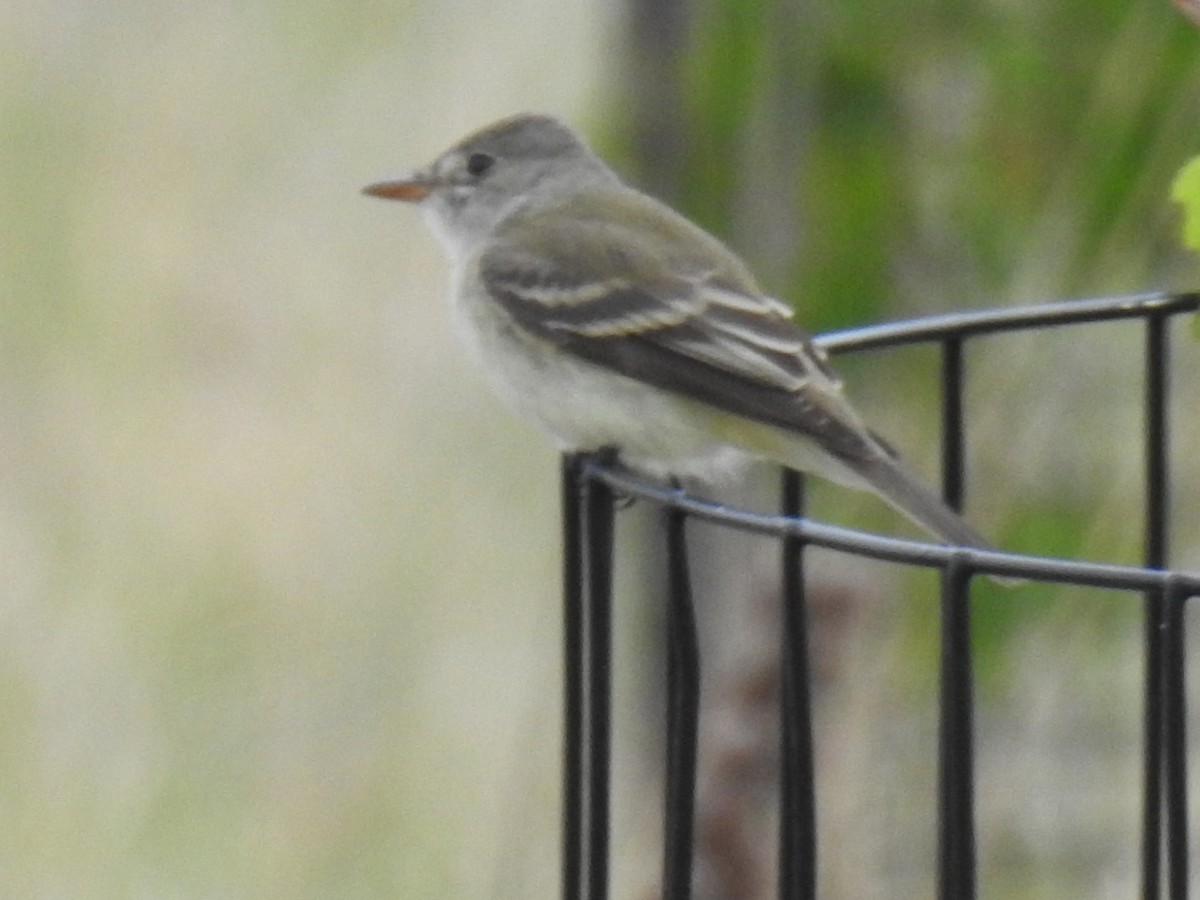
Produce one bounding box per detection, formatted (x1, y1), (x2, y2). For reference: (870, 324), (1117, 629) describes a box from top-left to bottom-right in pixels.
(558, 291), (1200, 900)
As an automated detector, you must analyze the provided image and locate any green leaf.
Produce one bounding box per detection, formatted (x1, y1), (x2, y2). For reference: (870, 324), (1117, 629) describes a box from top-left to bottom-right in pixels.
(1172, 156), (1200, 337)
(1170, 155), (1200, 252)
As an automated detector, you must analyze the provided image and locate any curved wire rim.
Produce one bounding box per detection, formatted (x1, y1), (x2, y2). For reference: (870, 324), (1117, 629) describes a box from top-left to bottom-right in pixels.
(584, 460), (1199, 592)
(815, 289), (1200, 353)
(580, 289), (1200, 595)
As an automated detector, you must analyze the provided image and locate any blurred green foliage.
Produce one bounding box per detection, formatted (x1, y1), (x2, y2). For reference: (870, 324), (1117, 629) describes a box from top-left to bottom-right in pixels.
(1172, 154), (1200, 249)
(617, 0), (1200, 328)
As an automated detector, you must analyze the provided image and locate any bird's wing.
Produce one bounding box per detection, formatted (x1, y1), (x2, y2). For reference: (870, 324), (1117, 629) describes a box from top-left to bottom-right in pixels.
(479, 202), (877, 462)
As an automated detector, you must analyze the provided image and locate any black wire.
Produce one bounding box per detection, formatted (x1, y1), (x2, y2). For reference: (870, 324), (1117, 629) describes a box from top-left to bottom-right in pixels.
(561, 454), (586, 900)
(561, 292), (1200, 900)
(584, 468), (615, 900)
(662, 505), (700, 900)
(937, 558), (977, 900)
(778, 470), (816, 900)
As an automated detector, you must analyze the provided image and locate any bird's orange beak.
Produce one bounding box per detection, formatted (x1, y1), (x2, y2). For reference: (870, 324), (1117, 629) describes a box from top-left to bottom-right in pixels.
(361, 172), (434, 203)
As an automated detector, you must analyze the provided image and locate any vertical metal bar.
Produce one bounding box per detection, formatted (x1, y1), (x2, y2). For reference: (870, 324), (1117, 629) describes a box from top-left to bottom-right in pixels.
(584, 467), (616, 900)
(937, 558), (976, 900)
(1144, 588), (1166, 900)
(662, 504), (700, 900)
(779, 469), (816, 900)
(561, 454), (586, 900)
(938, 337), (975, 898)
(1162, 583), (1189, 900)
(940, 337), (966, 510)
(1145, 311), (1170, 574)
(1143, 313), (1170, 899)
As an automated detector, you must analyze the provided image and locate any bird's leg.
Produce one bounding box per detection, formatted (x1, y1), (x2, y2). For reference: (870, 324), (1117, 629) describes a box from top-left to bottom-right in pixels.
(585, 446), (639, 510)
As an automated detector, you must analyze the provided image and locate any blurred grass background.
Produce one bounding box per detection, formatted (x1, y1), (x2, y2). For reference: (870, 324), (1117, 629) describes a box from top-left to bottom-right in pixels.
(3, 0), (1200, 897)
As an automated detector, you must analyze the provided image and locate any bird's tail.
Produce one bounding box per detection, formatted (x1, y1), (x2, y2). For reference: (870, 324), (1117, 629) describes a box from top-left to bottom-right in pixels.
(853, 450), (993, 549)
(731, 415), (994, 549)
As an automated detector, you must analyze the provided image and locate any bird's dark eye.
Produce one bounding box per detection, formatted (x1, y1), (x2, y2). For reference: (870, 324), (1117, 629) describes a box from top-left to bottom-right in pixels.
(466, 152), (495, 177)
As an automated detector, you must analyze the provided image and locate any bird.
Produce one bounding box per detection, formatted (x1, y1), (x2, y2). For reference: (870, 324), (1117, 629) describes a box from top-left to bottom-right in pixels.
(363, 113), (991, 549)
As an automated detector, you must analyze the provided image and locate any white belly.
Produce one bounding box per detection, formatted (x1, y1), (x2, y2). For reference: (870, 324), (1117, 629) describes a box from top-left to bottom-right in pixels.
(450, 274), (750, 481)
